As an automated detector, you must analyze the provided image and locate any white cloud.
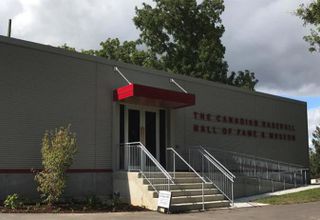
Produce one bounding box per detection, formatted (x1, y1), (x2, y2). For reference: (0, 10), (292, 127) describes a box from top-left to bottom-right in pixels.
(222, 0), (320, 96)
(1, 0), (153, 50)
(258, 83), (320, 97)
(0, 0), (22, 34)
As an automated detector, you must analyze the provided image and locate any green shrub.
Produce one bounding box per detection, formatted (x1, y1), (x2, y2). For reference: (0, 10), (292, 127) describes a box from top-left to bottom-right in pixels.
(85, 195), (101, 209)
(111, 192), (121, 207)
(34, 125), (77, 206)
(4, 194), (23, 209)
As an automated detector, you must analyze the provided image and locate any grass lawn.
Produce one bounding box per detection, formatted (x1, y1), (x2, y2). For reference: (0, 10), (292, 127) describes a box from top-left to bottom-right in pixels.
(255, 188), (320, 205)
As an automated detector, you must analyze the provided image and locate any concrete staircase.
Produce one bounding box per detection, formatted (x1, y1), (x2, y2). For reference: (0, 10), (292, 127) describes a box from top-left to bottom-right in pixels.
(140, 172), (230, 212)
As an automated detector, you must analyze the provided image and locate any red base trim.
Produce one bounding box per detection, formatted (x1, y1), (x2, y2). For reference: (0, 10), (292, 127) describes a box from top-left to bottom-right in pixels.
(0, 169), (113, 174)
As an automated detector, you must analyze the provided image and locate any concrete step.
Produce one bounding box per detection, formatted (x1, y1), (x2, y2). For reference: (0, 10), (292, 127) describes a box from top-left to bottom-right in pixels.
(172, 177), (203, 184)
(170, 200), (230, 212)
(148, 183), (214, 191)
(143, 177), (203, 185)
(171, 194), (225, 204)
(169, 172), (199, 178)
(153, 188), (220, 197)
(139, 172), (198, 179)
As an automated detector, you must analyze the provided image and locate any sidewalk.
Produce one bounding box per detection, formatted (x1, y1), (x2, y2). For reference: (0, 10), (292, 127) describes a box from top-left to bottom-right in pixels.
(232, 184), (320, 208)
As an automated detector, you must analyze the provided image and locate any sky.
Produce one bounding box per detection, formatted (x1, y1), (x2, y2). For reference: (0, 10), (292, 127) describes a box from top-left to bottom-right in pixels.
(0, 0), (319, 146)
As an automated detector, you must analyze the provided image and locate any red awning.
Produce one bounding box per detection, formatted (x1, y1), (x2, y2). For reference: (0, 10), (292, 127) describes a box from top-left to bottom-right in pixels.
(113, 84), (195, 109)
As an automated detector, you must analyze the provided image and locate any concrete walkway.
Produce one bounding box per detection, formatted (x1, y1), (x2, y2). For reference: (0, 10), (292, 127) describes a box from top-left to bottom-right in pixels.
(233, 184), (320, 208)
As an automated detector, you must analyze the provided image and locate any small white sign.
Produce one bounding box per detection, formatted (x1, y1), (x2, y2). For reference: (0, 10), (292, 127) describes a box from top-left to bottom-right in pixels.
(157, 190), (172, 209)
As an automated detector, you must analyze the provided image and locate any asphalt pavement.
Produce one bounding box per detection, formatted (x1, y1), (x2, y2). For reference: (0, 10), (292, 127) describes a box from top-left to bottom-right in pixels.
(0, 201), (319, 220)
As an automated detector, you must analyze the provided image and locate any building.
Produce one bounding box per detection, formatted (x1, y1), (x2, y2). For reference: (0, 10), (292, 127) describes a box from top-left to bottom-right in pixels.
(0, 36), (309, 211)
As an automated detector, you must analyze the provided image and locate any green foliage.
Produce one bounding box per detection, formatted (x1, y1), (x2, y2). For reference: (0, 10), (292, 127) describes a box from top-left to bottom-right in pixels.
(227, 70), (259, 91)
(310, 126), (320, 178)
(133, 0), (228, 82)
(34, 125), (77, 206)
(60, 44), (95, 56)
(60, 44), (77, 52)
(310, 150), (318, 178)
(85, 195), (101, 209)
(96, 38), (163, 68)
(111, 192), (121, 207)
(4, 194), (23, 209)
(296, 0), (320, 52)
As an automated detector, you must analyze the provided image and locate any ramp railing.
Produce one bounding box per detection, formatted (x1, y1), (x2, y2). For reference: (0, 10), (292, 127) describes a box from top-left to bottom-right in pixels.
(203, 147), (308, 188)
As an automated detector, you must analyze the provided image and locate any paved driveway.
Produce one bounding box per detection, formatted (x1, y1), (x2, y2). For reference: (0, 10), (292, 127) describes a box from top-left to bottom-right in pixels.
(0, 201), (319, 220)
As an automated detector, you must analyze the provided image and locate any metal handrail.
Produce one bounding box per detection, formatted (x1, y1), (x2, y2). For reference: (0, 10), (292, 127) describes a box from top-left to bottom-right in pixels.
(202, 153), (235, 182)
(192, 146), (235, 180)
(167, 147), (209, 183)
(167, 147), (211, 211)
(201, 148), (236, 179)
(132, 142), (173, 181)
(122, 142), (174, 193)
(189, 146), (235, 205)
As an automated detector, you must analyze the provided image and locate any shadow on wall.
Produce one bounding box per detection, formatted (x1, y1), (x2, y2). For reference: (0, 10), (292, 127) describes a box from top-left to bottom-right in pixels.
(0, 173), (39, 201)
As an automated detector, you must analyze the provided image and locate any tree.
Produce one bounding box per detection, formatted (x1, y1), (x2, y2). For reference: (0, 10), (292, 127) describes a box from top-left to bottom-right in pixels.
(60, 43), (95, 56)
(296, 0), (320, 52)
(227, 70), (259, 91)
(60, 39), (163, 69)
(96, 38), (163, 69)
(133, 0), (258, 89)
(133, 0), (228, 82)
(34, 125), (77, 206)
(310, 126), (320, 178)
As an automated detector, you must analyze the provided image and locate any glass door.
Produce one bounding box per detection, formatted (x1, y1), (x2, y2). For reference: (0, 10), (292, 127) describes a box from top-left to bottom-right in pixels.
(125, 106), (159, 160)
(128, 109), (140, 143)
(145, 111), (158, 159)
(119, 104), (166, 170)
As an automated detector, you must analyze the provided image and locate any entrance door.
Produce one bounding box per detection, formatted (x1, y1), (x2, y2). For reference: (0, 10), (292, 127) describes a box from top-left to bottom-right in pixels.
(144, 111), (158, 158)
(119, 104), (166, 169)
(125, 106), (160, 160)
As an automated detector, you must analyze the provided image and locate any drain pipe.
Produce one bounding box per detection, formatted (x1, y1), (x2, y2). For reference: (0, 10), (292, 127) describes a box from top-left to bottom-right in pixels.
(7, 19), (12, 38)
